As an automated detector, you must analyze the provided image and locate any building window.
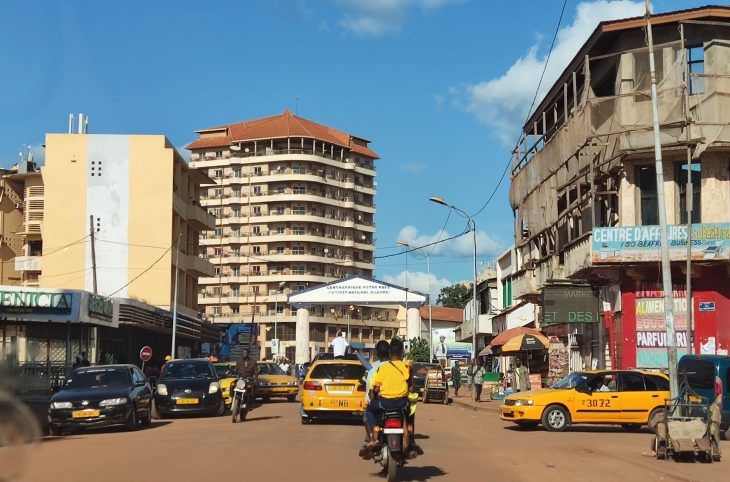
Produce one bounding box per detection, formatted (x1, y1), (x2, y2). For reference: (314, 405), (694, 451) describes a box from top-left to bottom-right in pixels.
(275, 246), (285, 254)
(231, 286), (240, 297)
(231, 306), (239, 314)
(252, 286), (260, 294)
(687, 46), (705, 95)
(232, 188), (241, 197)
(213, 208), (222, 218)
(676, 162), (701, 224)
(362, 328), (371, 340)
(213, 306), (221, 316)
(351, 328), (360, 339)
(232, 207), (241, 217)
(373, 329), (381, 339)
(252, 265), (261, 274)
(277, 185), (286, 194)
(253, 166), (262, 176)
(252, 185), (261, 195)
(276, 304), (284, 314)
(252, 225), (261, 235)
(292, 284), (305, 293)
(293, 185), (305, 194)
(212, 286), (221, 295)
(292, 226), (305, 235)
(214, 188), (222, 198)
(214, 169), (223, 178)
(231, 267), (240, 277)
(215, 151), (223, 159)
(275, 206), (285, 215)
(293, 165), (306, 175)
(233, 168), (241, 178)
(384, 330), (393, 339)
(502, 279), (512, 309)
(214, 267), (221, 276)
(293, 205), (305, 215)
(637, 165), (658, 226)
(252, 246), (261, 255)
(214, 227), (223, 237)
(292, 264), (305, 275)
(252, 206), (261, 216)
(292, 246), (305, 255)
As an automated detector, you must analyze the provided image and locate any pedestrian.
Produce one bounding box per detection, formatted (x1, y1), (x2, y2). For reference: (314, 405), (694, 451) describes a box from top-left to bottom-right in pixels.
(330, 331), (349, 358)
(451, 361), (461, 397)
(279, 358), (291, 375)
(466, 359), (475, 392)
(510, 357), (530, 392)
(433, 335), (448, 367)
(473, 361), (486, 402)
(80, 351), (90, 367)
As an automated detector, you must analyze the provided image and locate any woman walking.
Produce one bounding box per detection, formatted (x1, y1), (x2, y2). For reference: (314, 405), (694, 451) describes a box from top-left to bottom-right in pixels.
(451, 361), (462, 397)
(473, 360), (486, 402)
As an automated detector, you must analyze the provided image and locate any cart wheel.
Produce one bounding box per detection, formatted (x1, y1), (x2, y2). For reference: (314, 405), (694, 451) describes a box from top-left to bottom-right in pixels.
(653, 436), (667, 460)
(711, 438), (721, 462)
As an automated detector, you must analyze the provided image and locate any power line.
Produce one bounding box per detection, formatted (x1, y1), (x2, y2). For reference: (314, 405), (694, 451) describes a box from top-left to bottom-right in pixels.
(106, 246), (172, 298)
(470, 0), (569, 219)
(374, 225), (471, 260)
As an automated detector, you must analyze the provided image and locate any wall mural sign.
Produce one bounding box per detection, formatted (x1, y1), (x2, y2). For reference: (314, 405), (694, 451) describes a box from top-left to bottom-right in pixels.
(592, 223), (730, 263)
(635, 282), (689, 368)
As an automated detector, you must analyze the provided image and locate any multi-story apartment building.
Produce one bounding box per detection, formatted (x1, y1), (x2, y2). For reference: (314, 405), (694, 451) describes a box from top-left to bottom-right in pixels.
(188, 109), (380, 359)
(508, 6), (730, 370)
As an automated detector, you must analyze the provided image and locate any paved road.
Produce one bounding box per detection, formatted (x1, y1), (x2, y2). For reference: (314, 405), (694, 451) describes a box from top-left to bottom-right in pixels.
(14, 397), (728, 482)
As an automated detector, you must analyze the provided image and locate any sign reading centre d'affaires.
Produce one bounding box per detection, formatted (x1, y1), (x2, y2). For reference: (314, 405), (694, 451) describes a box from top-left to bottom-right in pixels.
(592, 223), (730, 263)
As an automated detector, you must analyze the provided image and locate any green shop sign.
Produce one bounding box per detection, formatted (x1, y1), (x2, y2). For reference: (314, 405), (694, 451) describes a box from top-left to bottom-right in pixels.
(542, 285), (599, 324)
(0, 290), (73, 314)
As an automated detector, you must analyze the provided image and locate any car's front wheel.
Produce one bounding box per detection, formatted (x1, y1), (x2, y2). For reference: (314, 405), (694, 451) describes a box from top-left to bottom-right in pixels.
(541, 405), (570, 432)
(125, 405), (138, 431)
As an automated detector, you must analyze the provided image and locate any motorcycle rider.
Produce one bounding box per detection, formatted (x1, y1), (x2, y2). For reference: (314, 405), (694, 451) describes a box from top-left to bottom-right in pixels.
(234, 349), (257, 402)
(363, 340), (392, 440)
(362, 338), (420, 456)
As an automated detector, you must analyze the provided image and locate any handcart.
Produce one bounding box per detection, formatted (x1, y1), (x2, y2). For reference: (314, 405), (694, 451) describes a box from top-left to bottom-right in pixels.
(654, 381), (722, 463)
(422, 365), (448, 405)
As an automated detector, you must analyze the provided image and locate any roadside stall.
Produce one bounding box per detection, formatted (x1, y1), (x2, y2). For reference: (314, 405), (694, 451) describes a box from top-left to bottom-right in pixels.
(484, 326), (549, 391)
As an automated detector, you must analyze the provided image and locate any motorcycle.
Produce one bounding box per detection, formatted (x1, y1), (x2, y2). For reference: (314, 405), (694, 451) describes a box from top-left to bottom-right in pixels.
(371, 408), (415, 482)
(230, 377), (253, 423)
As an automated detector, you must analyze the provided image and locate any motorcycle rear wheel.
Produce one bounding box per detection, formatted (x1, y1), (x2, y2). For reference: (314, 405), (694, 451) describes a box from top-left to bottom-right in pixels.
(386, 448), (398, 482)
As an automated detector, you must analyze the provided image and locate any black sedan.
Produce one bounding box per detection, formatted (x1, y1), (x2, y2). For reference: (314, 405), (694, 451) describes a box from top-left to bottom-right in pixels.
(48, 364), (153, 436)
(154, 358), (225, 418)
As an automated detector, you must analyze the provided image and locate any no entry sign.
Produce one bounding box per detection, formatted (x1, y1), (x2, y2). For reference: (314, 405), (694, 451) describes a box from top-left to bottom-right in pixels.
(140, 346), (153, 362)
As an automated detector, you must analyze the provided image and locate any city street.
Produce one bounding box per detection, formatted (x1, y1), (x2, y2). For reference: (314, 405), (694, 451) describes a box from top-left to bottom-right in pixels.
(17, 397), (728, 482)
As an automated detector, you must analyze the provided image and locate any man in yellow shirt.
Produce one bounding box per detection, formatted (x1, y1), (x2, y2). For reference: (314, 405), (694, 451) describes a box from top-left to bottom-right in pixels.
(364, 338), (411, 449)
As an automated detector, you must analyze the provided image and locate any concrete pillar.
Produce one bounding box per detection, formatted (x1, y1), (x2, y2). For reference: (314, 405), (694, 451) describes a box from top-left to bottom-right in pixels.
(406, 307), (420, 341)
(295, 308), (310, 364)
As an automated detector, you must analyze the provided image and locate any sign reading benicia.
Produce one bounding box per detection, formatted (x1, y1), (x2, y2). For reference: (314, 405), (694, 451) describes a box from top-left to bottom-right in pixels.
(0, 290), (73, 314)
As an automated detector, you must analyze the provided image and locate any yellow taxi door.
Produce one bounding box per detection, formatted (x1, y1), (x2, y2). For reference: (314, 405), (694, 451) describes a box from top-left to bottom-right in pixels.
(619, 372), (659, 423)
(572, 373), (621, 423)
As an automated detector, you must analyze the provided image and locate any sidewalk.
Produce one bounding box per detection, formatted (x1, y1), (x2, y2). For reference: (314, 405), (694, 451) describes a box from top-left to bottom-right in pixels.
(449, 392), (501, 413)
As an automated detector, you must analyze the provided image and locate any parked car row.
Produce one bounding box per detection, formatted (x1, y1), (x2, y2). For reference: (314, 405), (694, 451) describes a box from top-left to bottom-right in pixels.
(48, 357), (301, 436)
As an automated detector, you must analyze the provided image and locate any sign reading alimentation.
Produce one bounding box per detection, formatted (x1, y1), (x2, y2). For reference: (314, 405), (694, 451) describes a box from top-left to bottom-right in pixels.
(592, 223), (730, 263)
(0, 290), (73, 314)
(542, 285), (599, 324)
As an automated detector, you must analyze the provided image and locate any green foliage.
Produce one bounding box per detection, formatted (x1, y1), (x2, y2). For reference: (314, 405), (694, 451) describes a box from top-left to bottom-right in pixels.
(408, 337), (431, 363)
(437, 283), (470, 308)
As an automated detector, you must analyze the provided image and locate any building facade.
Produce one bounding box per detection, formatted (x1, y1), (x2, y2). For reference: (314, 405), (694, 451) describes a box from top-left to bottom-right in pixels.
(188, 109), (379, 359)
(507, 7), (730, 370)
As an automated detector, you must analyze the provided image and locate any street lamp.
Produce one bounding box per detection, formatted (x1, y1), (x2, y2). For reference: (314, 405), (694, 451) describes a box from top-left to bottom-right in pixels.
(429, 196), (478, 359)
(398, 240), (432, 361)
(273, 281), (286, 355)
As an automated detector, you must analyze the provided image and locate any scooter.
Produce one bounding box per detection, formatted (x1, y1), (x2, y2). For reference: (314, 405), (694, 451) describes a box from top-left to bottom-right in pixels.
(230, 377), (253, 423)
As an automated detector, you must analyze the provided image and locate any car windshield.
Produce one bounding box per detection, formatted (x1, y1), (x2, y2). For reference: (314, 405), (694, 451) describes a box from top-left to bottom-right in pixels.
(214, 364), (234, 378)
(161, 361), (215, 380)
(309, 363), (366, 380)
(550, 372), (590, 389)
(64, 368), (129, 389)
(258, 364), (286, 375)
(679, 359), (715, 390)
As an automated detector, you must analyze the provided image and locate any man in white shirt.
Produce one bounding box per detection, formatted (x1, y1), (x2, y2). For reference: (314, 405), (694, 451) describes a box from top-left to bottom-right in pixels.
(331, 332), (349, 358)
(433, 335), (448, 367)
(279, 360), (290, 375)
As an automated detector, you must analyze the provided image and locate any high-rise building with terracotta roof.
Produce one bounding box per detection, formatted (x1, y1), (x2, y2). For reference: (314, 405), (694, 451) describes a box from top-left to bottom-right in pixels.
(188, 109), (384, 359)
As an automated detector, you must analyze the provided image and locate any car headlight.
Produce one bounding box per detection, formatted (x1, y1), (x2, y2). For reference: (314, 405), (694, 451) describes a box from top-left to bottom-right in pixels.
(156, 384), (168, 396)
(51, 401), (73, 409)
(514, 399), (534, 407)
(99, 398), (128, 407)
(209, 382), (220, 394)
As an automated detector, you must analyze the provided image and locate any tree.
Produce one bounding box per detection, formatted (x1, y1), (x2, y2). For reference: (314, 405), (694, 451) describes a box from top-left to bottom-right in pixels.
(437, 283), (470, 308)
(408, 337), (431, 363)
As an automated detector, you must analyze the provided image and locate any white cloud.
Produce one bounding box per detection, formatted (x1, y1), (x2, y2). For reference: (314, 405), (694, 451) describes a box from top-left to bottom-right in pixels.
(400, 162), (426, 174)
(397, 225), (503, 258)
(457, 1), (645, 146)
(333, 0), (465, 36)
(381, 270), (453, 302)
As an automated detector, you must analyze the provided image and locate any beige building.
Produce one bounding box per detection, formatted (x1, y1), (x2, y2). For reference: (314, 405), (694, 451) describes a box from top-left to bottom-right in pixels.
(507, 6), (730, 370)
(188, 109), (382, 359)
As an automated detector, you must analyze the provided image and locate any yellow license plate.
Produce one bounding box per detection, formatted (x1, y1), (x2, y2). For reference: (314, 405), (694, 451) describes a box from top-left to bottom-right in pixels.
(333, 399), (350, 408)
(176, 398), (199, 405)
(72, 409), (100, 418)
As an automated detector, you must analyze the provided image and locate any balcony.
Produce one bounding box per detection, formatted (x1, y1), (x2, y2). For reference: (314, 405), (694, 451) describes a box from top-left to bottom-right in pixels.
(563, 234), (592, 278)
(187, 203), (216, 231)
(180, 254), (214, 277)
(15, 256), (42, 272)
(512, 267), (538, 299)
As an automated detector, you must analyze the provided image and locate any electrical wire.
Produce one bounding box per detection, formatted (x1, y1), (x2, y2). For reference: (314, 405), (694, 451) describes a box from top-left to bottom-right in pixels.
(106, 246), (172, 298)
(373, 225), (471, 260)
(470, 0), (569, 219)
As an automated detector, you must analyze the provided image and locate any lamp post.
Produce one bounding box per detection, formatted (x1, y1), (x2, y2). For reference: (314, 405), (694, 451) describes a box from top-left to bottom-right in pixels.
(398, 240), (432, 361)
(273, 281), (285, 356)
(429, 196), (478, 359)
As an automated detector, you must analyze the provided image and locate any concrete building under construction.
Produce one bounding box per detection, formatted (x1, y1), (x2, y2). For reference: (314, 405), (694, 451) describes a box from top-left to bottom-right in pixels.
(507, 6), (730, 371)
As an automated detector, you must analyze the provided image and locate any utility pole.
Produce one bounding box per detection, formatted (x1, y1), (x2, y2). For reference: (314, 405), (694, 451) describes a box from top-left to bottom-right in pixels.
(645, 0), (678, 397)
(171, 233), (182, 359)
(89, 215), (98, 294)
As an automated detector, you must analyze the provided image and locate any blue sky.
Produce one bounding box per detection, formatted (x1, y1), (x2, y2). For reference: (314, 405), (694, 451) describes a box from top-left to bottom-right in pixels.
(0, 0), (705, 299)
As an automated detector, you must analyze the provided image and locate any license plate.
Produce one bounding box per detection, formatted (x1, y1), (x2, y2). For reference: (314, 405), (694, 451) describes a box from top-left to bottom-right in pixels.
(272, 388), (289, 392)
(503, 411), (514, 418)
(72, 409), (100, 418)
(334, 399), (349, 408)
(176, 398), (199, 405)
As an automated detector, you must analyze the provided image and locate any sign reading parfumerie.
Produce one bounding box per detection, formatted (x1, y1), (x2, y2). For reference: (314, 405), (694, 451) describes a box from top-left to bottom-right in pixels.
(0, 290), (73, 314)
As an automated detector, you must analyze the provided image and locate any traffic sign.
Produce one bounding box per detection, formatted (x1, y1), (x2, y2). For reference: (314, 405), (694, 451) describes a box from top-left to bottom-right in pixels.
(140, 346), (153, 362)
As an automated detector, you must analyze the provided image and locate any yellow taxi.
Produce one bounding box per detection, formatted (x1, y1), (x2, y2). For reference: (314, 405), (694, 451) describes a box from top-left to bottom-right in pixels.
(300, 359), (368, 424)
(213, 362), (237, 407)
(256, 362), (299, 402)
(499, 370), (670, 432)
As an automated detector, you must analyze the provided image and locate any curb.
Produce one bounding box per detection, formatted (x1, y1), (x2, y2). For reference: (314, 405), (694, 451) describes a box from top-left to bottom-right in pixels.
(451, 397), (501, 413)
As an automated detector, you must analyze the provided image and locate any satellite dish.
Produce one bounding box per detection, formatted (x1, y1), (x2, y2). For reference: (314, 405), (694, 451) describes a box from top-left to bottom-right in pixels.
(230, 145), (241, 151)
(244, 147), (250, 153)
